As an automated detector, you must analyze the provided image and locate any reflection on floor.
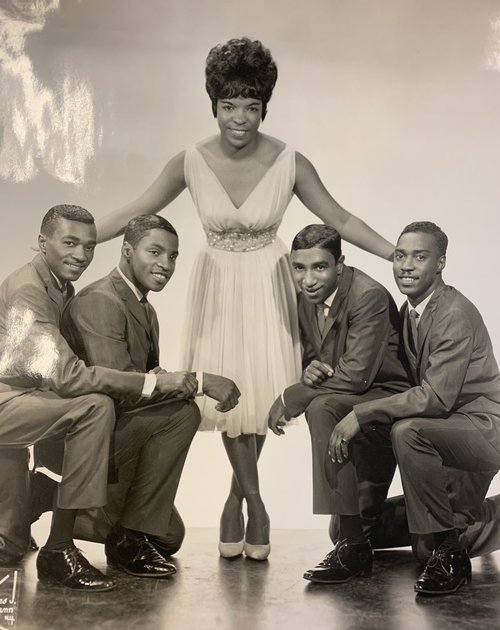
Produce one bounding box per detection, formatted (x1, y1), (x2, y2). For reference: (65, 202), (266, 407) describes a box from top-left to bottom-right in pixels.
(3, 528), (500, 630)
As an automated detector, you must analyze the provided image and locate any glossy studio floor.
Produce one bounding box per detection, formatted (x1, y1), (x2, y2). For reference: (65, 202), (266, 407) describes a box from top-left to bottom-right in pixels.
(3, 521), (500, 630)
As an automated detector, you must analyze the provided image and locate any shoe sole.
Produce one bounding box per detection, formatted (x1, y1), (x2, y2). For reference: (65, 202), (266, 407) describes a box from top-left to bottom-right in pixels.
(38, 574), (116, 592)
(415, 577), (469, 596)
(107, 558), (176, 578)
(303, 570), (372, 584)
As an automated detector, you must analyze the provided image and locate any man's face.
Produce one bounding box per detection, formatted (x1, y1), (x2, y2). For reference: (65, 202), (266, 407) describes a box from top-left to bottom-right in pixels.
(123, 228), (179, 295)
(393, 231), (446, 306)
(38, 218), (96, 283)
(291, 247), (343, 304)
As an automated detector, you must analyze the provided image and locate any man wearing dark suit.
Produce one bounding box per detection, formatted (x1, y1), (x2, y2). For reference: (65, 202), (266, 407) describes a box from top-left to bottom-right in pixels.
(331, 221), (500, 596)
(267, 224), (409, 583)
(0, 205), (188, 591)
(58, 214), (240, 578)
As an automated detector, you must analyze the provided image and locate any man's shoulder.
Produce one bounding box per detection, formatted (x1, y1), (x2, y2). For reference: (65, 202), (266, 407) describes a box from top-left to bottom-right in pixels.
(432, 284), (485, 327)
(1, 258), (46, 301)
(72, 272), (122, 310)
(348, 267), (392, 305)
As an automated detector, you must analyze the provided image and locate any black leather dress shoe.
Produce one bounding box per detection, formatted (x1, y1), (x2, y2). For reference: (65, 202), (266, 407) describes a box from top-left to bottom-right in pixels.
(414, 546), (471, 596)
(37, 546), (116, 591)
(105, 528), (176, 578)
(303, 539), (373, 583)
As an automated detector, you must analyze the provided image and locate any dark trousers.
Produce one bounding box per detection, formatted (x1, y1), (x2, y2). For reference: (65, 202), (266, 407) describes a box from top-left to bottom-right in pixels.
(0, 391), (115, 509)
(305, 389), (395, 522)
(38, 397), (201, 545)
(391, 415), (500, 534)
(330, 492), (500, 565)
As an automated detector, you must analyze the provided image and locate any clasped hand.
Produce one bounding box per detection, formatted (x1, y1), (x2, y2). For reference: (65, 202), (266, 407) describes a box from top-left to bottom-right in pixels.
(155, 370), (198, 398)
(203, 373), (241, 412)
(302, 360), (334, 386)
(328, 411), (361, 463)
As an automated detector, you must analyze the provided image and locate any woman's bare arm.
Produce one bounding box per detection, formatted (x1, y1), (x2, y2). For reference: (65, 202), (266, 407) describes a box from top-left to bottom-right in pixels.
(294, 152), (394, 260)
(96, 150), (187, 242)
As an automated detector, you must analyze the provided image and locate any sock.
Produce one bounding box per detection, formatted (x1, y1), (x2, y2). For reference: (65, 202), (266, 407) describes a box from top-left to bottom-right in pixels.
(338, 515), (366, 543)
(44, 508), (77, 551)
(434, 528), (461, 552)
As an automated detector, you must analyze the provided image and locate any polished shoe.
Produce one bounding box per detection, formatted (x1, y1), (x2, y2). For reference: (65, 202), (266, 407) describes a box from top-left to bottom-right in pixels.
(29, 536), (39, 551)
(303, 539), (373, 583)
(105, 527), (176, 578)
(37, 546), (116, 591)
(414, 546), (471, 596)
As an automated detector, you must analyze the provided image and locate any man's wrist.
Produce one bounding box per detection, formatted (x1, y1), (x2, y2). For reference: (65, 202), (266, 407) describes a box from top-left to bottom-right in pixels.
(196, 371), (204, 396)
(142, 372), (157, 397)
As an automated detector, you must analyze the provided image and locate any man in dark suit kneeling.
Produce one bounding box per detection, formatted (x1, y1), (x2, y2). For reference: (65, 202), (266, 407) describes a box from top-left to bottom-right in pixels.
(267, 224), (410, 583)
(0, 205), (192, 590)
(52, 214), (240, 579)
(333, 221), (500, 596)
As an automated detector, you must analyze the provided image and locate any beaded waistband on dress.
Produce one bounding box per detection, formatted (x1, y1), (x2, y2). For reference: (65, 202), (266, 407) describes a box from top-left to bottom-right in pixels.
(206, 226), (278, 252)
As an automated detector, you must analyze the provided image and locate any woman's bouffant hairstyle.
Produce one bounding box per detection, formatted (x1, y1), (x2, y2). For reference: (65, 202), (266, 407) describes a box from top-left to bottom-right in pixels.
(205, 37), (278, 121)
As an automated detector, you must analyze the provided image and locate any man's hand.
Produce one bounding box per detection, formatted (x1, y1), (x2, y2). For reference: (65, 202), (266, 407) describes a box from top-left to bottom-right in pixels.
(328, 411), (361, 464)
(268, 396), (288, 436)
(203, 373), (240, 412)
(156, 371), (198, 398)
(302, 360), (334, 386)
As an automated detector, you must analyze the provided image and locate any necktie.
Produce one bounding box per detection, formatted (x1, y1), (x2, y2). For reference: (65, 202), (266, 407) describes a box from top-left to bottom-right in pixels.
(408, 308), (419, 353)
(140, 297), (159, 371)
(317, 303), (328, 336)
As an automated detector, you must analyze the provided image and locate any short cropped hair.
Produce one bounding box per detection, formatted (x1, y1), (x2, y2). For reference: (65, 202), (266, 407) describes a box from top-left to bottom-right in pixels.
(40, 204), (94, 236)
(398, 221), (448, 256)
(205, 37), (278, 121)
(291, 225), (342, 262)
(123, 214), (178, 249)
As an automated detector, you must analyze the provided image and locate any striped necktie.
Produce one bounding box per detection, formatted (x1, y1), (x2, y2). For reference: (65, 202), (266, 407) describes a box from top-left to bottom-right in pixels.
(140, 296), (159, 371)
(408, 308), (419, 353)
(317, 303), (328, 336)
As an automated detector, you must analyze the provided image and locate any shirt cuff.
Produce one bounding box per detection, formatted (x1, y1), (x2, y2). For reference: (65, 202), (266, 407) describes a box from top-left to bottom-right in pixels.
(142, 373), (157, 398)
(196, 371), (204, 397)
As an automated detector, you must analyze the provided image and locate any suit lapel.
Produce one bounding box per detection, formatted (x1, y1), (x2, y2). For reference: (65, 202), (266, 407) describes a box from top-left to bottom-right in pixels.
(415, 281), (446, 360)
(322, 266), (353, 341)
(109, 269), (151, 336)
(300, 298), (323, 351)
(31, 254), (69, 320)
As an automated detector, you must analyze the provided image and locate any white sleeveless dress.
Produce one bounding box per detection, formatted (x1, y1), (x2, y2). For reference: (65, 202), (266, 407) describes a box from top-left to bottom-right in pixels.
(181, 145), (302, 437)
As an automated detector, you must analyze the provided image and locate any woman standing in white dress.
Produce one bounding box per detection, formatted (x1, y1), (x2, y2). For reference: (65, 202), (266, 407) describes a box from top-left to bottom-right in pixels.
(97, 37), (394, 560)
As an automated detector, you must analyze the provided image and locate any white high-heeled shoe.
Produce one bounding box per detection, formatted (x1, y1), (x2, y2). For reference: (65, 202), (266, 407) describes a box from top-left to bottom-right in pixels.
(244, 540), (270, 561)
(244, 513), (270, 560)
(218, 539), (245, 558)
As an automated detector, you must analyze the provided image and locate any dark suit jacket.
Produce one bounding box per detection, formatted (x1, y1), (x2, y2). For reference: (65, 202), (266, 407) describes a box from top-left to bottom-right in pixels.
(62, 268), (166, 408)
(0, 254), (145, 406)
(283, 266), (409, 417)
(354, 280), (500, 445)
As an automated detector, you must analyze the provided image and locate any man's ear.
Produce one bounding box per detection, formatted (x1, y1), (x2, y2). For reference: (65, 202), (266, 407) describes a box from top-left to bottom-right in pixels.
(38, 233), (46, 254)
(122, 241), (133, 261)
(437, 255), (446, 274)
(337, 254), (345, 273)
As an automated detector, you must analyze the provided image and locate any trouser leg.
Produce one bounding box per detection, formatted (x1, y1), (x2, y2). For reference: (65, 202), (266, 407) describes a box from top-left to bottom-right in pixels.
(0, 448), (30, 562)
(113, 399), (200, 536)
(391, 415), (500, 534)
(0, 391), (115, 509)
(305, 391), (395, 516)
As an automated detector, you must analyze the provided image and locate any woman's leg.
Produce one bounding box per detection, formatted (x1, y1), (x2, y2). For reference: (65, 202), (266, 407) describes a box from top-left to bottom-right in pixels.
(220, 433), (268, 545)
